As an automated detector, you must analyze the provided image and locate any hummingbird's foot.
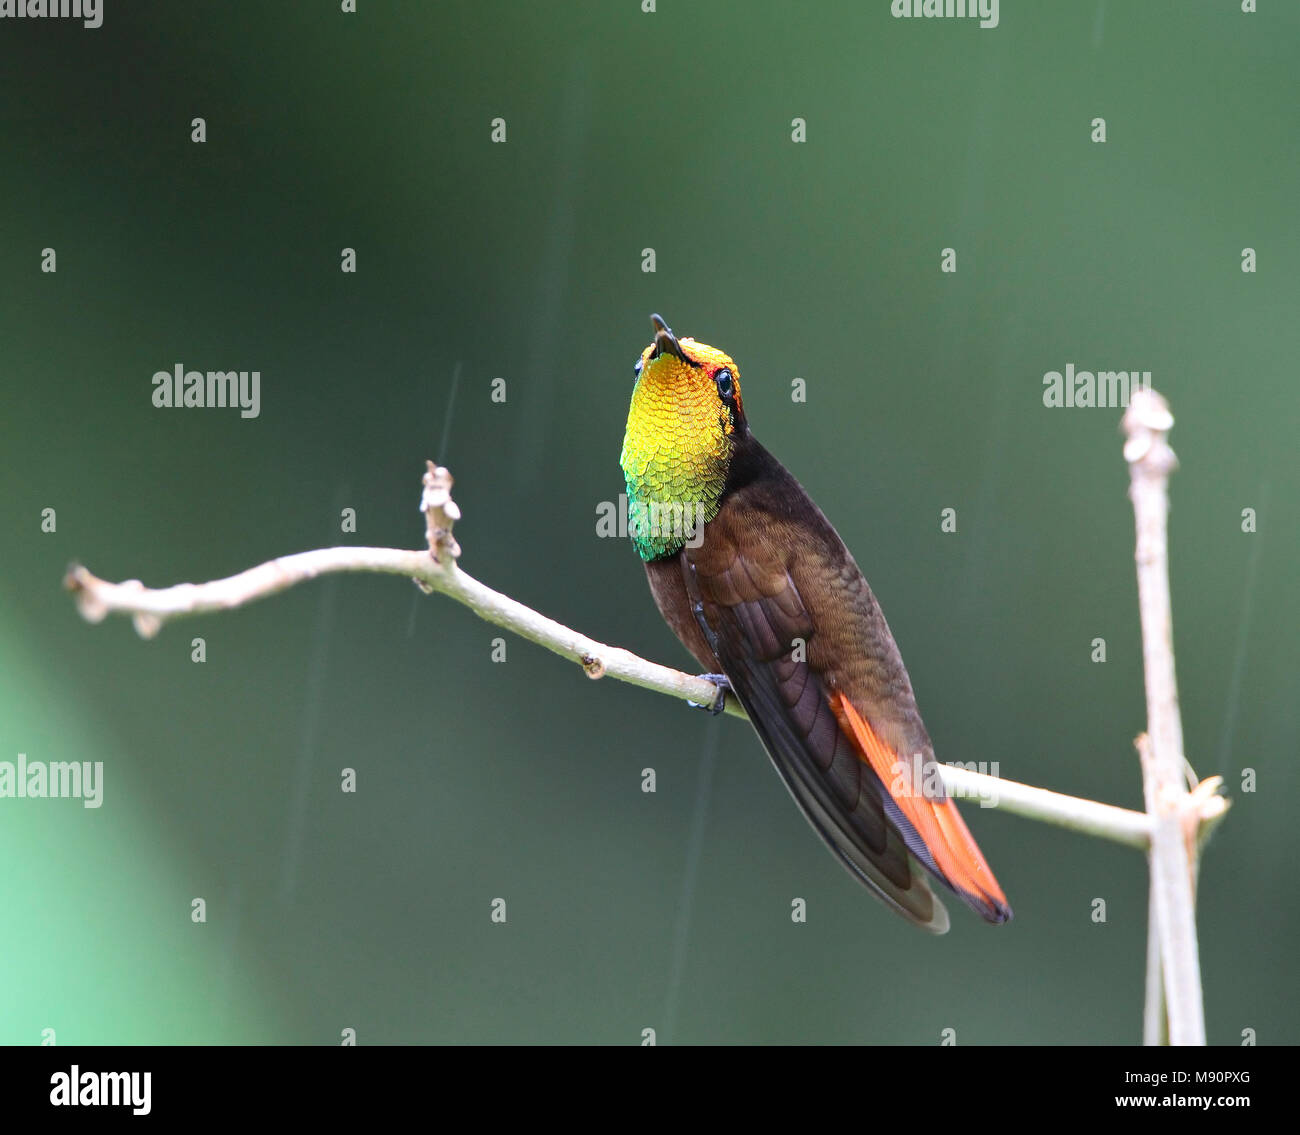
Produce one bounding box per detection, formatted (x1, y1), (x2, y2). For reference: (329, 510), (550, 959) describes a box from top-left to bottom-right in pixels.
(688, 673), (731, 716)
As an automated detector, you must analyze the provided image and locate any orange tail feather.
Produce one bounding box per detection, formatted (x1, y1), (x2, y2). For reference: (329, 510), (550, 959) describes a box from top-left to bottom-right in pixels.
(830, 692), (1011, 922)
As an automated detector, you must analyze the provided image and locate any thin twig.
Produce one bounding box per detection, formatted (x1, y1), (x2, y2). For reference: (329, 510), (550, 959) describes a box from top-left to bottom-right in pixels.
(1143, 870), (1168, 1046)
(1124, 391), (1206, 1046)
(939, 766), (1150, 849)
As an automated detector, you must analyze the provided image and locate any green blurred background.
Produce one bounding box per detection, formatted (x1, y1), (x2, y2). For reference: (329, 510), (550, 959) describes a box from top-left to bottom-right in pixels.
(1, 1), (1296, 1044)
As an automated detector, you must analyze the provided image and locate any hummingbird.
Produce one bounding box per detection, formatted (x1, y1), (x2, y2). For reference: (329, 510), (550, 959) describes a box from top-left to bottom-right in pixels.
(620, 314), (1011, 933)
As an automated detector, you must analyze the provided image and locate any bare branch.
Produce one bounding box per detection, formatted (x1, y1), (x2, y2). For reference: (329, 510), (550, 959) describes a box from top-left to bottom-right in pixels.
(1124, 391), (1206, 1046)
(64, 464), (744, 717)
(1143, 865), (1168, 1046)
(940, 766), (1151, 849)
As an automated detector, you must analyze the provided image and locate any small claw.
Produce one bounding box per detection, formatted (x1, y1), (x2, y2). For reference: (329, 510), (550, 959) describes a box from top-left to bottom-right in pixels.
(688, 673), (731, 716)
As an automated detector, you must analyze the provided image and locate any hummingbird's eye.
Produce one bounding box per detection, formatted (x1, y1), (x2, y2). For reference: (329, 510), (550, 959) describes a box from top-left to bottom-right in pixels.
(634, 357), (644, 379)
(715, 368), (734, 399)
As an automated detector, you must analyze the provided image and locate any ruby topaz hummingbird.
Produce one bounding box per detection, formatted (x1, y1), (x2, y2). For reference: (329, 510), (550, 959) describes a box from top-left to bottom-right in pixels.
(620, 314), (1011, 932)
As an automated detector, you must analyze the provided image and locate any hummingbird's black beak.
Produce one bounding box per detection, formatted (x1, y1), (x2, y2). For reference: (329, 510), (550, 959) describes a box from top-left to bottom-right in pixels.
(649, 313), (686, 361)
